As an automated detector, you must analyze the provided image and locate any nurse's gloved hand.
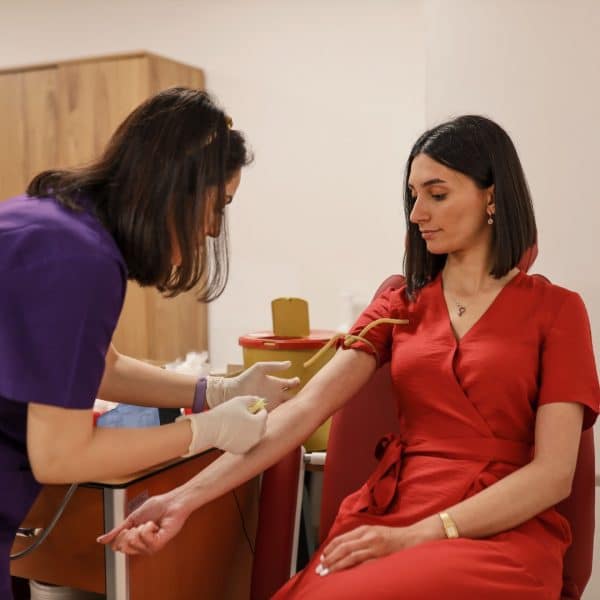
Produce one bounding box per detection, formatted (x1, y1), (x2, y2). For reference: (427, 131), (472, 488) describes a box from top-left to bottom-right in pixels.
(177, 395), (267, 455)
(206, 361), (301, 412)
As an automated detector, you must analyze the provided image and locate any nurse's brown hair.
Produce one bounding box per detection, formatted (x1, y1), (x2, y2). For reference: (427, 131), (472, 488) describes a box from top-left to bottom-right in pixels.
(403, 115), (537, 296)
(27, 87), (252, 301)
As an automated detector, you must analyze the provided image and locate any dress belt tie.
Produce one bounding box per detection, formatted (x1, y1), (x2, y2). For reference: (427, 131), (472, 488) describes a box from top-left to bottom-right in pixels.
(358, 434), (533, 515)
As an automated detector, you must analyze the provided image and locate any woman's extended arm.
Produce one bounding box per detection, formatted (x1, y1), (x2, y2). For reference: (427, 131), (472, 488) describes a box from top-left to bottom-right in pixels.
(98, 348), (377, 553)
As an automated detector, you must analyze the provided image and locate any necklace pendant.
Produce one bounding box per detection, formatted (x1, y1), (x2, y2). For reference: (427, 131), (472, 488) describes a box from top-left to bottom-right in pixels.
(457, 305), (466, 317)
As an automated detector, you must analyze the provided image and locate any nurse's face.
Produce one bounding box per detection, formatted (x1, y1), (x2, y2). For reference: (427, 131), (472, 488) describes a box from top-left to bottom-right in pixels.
(171, 170), (242, 267)
(408, 154), (494, 256)
(203, 169), (242, 239)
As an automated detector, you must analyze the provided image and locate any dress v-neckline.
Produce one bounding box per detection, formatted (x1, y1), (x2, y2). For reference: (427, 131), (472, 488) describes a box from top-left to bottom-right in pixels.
(438, 270), (523, 345)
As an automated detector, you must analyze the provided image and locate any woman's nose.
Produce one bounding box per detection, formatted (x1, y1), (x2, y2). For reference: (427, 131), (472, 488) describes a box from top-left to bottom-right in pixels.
(409, 196), (429, 224)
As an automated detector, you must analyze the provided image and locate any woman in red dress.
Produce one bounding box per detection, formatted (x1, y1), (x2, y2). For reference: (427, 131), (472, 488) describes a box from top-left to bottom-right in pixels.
(102, 115), (600, 600)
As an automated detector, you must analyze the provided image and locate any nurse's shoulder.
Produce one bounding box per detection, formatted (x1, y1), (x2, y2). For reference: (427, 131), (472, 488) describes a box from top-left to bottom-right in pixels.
(0, 193), (125, 277)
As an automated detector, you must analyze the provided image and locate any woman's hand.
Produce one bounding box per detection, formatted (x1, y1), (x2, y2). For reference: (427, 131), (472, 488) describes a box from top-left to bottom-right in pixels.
(208, 361), (301, 411)
(317, 520), (441, 575)
(97, 492), (189, 555)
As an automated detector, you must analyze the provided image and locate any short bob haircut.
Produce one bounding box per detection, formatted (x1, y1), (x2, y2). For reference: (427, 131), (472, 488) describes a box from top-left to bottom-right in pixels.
(403, 115), (537, 296)
(28, 87), (252, 301)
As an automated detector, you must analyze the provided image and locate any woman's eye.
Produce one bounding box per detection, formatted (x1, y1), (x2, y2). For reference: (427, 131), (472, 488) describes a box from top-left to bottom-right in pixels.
(432, 193), (447, 201)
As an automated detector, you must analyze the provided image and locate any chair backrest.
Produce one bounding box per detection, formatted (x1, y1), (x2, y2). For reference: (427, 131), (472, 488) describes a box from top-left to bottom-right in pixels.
(319, 269), (596, 599)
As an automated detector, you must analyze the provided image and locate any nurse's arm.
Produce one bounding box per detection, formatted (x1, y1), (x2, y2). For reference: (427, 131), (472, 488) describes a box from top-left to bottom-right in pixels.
(405, 402), (584, 545)
(97, 343), (196, 409)
(100, 349), (376, 550)
(27, 402), (192, 484)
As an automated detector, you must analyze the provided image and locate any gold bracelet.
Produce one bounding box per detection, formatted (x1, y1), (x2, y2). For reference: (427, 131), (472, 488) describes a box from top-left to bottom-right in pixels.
(438, 511), (459, 539)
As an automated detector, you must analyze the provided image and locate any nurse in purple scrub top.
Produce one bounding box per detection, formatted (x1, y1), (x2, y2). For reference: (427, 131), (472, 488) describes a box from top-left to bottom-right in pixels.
(0, 87), (299, 599)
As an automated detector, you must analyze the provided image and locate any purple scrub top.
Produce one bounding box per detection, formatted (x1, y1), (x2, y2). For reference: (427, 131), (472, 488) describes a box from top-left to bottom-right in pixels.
(0, 194), (126, 598)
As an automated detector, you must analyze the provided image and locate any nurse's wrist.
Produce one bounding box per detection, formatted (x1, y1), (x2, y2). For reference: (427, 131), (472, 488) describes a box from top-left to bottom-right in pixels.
(192, 377), (208, 413)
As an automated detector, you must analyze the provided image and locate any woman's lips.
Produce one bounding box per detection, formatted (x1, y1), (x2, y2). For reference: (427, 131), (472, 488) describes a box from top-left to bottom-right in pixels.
(420, 229), (441, 240)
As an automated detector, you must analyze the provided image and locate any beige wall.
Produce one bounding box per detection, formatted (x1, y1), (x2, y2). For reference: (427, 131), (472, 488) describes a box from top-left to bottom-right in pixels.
(0, 0), (426, 368)
(424, 1), (600, 596)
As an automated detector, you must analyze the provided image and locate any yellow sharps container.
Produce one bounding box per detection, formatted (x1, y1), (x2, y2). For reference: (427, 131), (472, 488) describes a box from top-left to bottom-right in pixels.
(238, 298), (337, 451)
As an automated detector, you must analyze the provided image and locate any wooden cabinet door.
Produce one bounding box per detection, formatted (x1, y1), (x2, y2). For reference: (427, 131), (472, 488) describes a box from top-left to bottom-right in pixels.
(55, 56), (152, 360)
(1, 53), (208, 361)
(0, 67), (59, 200)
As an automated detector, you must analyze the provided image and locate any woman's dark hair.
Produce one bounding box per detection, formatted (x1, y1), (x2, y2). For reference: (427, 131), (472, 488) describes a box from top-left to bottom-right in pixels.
(403, 115), (536, 296)
(27, 87), (252, 301)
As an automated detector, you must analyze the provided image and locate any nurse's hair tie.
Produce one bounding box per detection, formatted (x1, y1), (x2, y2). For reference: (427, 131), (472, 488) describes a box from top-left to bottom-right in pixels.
(303, 318), (408, 369)
(205, 115), (234, 145)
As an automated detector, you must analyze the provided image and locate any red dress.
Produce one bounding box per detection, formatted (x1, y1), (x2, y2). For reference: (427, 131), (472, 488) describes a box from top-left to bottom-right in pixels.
(274, 272), (599, 600)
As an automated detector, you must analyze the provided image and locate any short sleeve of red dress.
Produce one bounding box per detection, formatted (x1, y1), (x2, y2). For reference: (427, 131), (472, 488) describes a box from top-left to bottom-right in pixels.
(538, 290), (600, 430)
(338, 287), (400, 367)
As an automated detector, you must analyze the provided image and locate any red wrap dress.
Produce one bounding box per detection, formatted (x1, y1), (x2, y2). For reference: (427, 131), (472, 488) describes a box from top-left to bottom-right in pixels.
(274, 272), (599, 600)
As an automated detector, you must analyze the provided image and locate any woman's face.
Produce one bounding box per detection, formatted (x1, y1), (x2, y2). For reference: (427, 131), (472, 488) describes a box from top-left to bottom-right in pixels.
(171, 169), (242, 267)
(408, 154), (494, 256)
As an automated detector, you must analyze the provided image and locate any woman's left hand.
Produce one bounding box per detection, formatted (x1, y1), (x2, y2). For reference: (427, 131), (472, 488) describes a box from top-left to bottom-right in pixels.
(317, 523), (430, 575)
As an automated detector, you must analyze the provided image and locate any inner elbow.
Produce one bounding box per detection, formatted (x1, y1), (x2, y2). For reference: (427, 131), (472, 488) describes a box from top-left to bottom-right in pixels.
(554, 473), (574, 502)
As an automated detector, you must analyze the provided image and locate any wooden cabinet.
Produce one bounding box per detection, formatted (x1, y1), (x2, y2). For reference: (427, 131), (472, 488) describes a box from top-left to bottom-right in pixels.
(0, 52), (208, 362)
(11, 451), (259, 599)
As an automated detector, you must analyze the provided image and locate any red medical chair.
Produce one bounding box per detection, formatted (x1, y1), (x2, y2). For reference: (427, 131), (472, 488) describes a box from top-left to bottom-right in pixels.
(251, 247), (596, 600)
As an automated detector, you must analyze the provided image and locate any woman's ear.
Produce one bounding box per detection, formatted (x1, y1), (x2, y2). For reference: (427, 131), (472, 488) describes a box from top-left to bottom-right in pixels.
(486, 184), (495, 215)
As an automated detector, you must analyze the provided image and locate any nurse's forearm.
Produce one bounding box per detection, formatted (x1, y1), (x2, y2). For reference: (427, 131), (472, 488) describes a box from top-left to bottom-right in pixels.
(98, 344), (196, 409)
(28, 406), (192, 484)
(170, 350), (376, 516)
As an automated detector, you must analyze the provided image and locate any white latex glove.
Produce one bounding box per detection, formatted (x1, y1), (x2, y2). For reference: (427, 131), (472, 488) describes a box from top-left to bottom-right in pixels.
(207, 361), (301, 411)
(177, 395), (267, 455)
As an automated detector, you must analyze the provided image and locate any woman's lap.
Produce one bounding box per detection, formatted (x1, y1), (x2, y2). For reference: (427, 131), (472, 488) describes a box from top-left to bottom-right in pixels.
(274, 537), (553, 600)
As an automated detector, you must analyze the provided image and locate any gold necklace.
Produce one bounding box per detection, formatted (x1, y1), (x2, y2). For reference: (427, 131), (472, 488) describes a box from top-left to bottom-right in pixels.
(450, 296), (467, 317)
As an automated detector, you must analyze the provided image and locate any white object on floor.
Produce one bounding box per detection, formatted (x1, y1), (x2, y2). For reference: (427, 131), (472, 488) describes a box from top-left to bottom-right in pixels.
(29, 580), (104, 599)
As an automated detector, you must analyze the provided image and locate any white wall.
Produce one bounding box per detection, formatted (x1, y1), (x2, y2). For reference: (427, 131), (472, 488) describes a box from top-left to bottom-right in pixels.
(0, 0), (426, 368)
(424, 1), (600, 597)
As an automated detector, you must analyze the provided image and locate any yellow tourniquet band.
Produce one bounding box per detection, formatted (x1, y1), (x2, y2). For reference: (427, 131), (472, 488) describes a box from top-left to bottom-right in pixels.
(303, 318), (409, 369)
(439, 511), (460, 539)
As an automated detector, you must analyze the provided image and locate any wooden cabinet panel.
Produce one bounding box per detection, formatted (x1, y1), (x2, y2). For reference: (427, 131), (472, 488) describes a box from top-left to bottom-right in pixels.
(147, 53), (205, 91)
(22, 68), (60, 179)
(10, 486), (105, 594)
(0, 52), (208, 362)
(56, 56), (147, 166)
(11, 452), (258, 599)
(0, 72), (26, 199)
(0, 68), (59, 200)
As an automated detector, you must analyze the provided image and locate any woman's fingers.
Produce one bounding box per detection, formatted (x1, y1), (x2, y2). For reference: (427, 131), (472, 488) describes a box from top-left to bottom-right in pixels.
(318, 525), (394, 574)
(127, 522), (159, 555)
(318, 548), (373, 574)
(322, 526), (367, 558)
(97, 516), (135, 544)
(321, 534), (368, 571)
